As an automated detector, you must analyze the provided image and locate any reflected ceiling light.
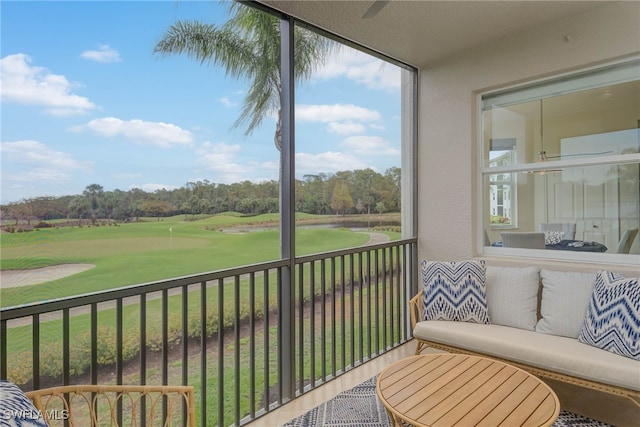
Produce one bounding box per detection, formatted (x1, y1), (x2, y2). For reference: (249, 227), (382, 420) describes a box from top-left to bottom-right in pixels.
(527, 150), (562, 173)
(537, 150), (551, 162)
(532, 101), (562, 173)
(538, 151), (562, 170)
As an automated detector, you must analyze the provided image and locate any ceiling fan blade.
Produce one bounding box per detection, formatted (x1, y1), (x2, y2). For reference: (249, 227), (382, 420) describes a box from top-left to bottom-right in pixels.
(362, 0), (390, 19)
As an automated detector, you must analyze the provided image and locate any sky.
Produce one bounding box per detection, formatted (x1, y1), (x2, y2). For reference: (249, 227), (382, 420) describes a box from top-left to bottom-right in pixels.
(0, 1), (404, 205)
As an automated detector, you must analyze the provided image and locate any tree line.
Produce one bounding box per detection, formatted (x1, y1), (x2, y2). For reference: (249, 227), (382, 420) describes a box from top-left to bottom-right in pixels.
(1, 168), (401, 226)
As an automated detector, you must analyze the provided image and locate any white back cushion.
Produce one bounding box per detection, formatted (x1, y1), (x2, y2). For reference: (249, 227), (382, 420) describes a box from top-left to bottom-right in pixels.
(485, 266), (539, 331)
(536, 270), (596, 338)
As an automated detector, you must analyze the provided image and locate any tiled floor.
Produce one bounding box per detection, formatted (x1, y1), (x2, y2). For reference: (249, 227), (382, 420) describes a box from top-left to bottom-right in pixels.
(248, 340), (422, 426)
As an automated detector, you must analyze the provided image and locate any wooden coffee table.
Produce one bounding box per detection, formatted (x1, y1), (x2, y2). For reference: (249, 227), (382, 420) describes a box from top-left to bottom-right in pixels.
(376, 354), (560, 427)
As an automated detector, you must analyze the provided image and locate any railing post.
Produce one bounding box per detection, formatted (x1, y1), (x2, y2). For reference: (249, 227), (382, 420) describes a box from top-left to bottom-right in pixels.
(279, 14), (296, 402)
(1, 319), (7, 380)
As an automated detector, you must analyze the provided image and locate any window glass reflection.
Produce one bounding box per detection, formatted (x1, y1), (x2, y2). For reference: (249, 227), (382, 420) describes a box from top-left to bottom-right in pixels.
(484, 163), (639, 254)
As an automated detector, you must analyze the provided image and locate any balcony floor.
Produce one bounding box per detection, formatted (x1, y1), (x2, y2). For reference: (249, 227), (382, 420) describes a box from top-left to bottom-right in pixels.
(251, 340), (426, 426)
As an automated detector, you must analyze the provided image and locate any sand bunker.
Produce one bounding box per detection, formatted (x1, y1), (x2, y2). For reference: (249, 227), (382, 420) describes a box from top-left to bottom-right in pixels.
(0, 264), (95, 288)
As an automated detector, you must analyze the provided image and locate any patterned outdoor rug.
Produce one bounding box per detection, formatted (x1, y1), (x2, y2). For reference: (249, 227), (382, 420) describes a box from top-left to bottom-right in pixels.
(282, 376), (611, 427)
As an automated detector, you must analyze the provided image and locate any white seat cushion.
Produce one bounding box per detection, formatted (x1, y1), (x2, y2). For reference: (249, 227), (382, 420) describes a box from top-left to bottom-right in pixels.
(414, 320), (640, 391)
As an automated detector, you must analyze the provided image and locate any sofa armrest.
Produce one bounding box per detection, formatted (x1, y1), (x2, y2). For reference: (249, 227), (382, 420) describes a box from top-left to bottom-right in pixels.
(409, 292), (422, 331)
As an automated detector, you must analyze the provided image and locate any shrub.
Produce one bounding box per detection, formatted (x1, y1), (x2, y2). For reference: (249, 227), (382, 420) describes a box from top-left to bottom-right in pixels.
(7, 353), (32, 385)
(6, 283), (328, 386)
(372, 225), (400, 233)
(95, 326), (118, 365)
(40, 341), (63, 378)
(69, 332), (91, 376)
(122, 327), (141, 360)
(145, 313), (183, 352)
(188, 306), (220, 339)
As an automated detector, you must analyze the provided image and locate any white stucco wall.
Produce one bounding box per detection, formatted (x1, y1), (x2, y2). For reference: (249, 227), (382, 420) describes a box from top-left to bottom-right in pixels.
(418, 1), (640, 269)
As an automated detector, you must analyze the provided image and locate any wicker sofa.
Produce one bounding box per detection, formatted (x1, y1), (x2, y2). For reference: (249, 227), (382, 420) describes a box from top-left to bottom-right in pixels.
(409, 262), (640, 427)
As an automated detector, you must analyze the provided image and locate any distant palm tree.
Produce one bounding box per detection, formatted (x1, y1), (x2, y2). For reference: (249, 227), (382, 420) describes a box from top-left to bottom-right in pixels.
(68, 196), (90, 227)
(154, 1), (336, 153)
(83, 183), (104, 225)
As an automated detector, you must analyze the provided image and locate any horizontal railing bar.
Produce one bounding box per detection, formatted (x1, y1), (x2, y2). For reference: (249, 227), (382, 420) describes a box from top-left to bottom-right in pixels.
(1, 259), (290, 319)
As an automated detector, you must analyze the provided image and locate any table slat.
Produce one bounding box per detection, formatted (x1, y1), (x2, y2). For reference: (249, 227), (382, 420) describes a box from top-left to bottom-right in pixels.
(402, 358), (494, 420)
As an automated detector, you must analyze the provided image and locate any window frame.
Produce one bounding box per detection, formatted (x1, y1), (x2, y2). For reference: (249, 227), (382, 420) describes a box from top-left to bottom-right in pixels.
(488, 145), (517, 229)
(477, 57), (640, 265)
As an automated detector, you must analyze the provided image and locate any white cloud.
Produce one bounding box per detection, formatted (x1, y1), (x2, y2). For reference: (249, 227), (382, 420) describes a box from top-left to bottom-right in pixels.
(345, 60), (400, 91)
(0, 53), (96, 115)
(219, 96), (237, 108)
(130, 183), (179, 192)
(9, 168), (75, 183)
(316, 48), (365, 80)
(316, 47), (400, 90)
(259, 160), (279, 173)
(80, 45), (121, 63)
(297, 104), (381, 136)
(195, 142), (279, 183)
(327, 121), (366, 135)
(196, 141), (247, 183)
(70, 117), (194, 147)
(296, 104), (380, 123)
(341, 136), (400, 156)
(295, 151), (370, 176)
(0, 140), (92, 183)
(199, 141), (241, 162)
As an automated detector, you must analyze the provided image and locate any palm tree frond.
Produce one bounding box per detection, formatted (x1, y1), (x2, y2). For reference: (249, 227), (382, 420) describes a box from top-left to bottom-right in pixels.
(233, 68), (279, 136)
(294, 28), (339, 80)
(155, 3), (337, 151)
(154, 20), (259, 80)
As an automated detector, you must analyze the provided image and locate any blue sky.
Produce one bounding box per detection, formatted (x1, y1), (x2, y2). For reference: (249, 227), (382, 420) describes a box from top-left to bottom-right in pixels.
(1, 1), (403, 204)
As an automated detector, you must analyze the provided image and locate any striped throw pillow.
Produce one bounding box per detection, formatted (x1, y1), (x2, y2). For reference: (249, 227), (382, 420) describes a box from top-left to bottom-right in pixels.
(421, 259), (490, 323)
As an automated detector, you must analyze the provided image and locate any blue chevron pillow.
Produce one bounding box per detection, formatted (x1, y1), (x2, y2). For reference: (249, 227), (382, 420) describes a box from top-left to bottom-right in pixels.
(421, 259), (490, 323)
(0, 380), (49, 426)
(578, 271), (640, 360)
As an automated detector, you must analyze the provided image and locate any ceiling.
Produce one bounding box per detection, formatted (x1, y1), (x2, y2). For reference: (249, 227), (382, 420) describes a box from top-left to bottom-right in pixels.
(258, 1), (613, 67)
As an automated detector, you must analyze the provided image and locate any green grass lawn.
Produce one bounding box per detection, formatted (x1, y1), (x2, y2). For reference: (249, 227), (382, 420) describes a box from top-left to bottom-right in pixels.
(1, 213), (398, 307)
(1, 213), (403, 424)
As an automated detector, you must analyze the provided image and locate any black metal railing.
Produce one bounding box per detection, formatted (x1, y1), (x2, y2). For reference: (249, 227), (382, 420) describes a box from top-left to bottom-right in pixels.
(0, 238), (417, 426)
